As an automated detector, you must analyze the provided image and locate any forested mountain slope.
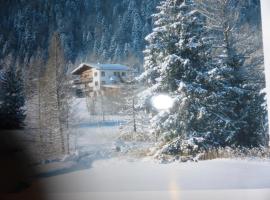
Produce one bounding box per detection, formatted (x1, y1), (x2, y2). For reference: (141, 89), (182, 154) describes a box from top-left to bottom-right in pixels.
(0, 0), (159, 69)
(0, 0), (262, 69)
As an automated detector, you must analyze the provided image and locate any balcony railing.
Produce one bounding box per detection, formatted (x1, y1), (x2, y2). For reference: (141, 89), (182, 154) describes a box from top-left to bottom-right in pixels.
(72, 78), (93, 85)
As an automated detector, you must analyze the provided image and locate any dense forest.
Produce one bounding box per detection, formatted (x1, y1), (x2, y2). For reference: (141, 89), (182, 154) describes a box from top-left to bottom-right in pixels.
(0, 0), (161, 70)
(0, 0), (262, 69)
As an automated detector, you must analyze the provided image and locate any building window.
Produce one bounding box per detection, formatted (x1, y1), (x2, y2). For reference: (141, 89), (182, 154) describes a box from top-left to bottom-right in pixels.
(95, 81), (98, 86)
(122, 72), (126, 76)
(94, 72), (98, 77)
(101, 81), (106, 85)
(101, 71), (105, 76)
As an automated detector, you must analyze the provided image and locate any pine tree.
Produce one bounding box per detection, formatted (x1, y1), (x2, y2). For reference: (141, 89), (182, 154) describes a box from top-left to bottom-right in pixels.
(0, 68), (26, 129)
(99, 24), (110, 61)
(138, 0), (211, 146)
(114, 44), (123, 62)
(142, 21), (152, 41)
(93, 26), (101, 59)
(197, 0), (268, 147)
(123, 43), (131, 59)
(131, 9), (143, 54)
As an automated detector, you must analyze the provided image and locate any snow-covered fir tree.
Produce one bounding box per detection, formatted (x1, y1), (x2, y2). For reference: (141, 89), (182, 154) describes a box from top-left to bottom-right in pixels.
(0, 68), (26, 129)
(132, 8), (143, 55)
(197, 0), (268, 147)
(138, 0), (214, 153)
(114, 44), (123, 62)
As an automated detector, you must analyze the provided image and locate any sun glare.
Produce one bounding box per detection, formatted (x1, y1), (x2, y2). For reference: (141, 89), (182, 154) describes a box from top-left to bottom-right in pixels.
(152, 94), (174, 110)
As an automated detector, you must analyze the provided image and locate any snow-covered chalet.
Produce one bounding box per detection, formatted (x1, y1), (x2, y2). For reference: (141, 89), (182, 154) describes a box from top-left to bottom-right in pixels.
(71, 63), (129, 97)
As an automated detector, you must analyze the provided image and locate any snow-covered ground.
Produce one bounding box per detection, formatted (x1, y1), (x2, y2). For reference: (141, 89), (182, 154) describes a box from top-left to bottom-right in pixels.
(69, 97), (127, 159)
(27, 98), (270, 200)
(46, 189), (270, 200)
(32, 158), (270, 200)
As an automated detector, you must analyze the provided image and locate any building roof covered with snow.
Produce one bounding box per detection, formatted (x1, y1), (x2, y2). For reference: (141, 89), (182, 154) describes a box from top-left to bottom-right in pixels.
(71, 63), (129, 75)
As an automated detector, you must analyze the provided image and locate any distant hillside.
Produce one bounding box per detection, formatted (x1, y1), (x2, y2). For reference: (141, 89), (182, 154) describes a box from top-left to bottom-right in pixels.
(0, 0), (262, 69)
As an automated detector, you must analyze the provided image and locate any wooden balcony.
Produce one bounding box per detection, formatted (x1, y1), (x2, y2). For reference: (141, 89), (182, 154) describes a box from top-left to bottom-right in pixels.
(72, 78), (93, 85)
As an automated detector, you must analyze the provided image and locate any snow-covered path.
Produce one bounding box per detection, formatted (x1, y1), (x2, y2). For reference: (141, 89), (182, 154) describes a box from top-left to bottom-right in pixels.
(73, 123), (119, 152)
(69, 99), (126, 162)
(34, 158), (270, 200)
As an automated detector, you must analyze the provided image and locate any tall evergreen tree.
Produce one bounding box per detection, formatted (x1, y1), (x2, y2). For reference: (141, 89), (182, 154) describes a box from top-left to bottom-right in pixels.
(197, 0), (268, 147)
(132, 9), (143, 54)
(138, 0), (211, 146)
(0, 68), (26, 129)
(114, 44), (123, 62)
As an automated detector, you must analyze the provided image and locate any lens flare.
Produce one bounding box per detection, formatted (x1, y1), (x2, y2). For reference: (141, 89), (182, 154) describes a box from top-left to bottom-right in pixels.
(152, 94), (174, 110)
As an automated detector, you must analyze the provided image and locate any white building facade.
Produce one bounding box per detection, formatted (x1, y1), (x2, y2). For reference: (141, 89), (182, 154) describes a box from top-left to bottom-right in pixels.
(71, 63), (129, 96)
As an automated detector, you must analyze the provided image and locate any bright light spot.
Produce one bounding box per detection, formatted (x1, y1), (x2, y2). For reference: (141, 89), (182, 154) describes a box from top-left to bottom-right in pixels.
(152, 94), (174, 110)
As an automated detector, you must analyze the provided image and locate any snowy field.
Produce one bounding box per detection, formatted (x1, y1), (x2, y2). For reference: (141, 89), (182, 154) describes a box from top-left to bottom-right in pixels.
(46, 189), (270, 200)
(25, 98), (270, 200)
(33, 158), (270, 200)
